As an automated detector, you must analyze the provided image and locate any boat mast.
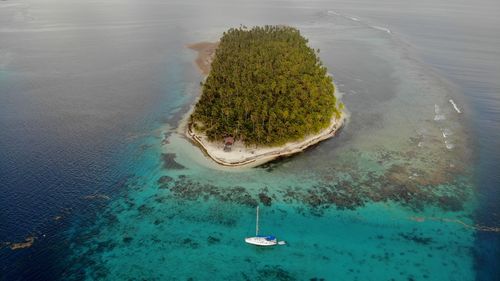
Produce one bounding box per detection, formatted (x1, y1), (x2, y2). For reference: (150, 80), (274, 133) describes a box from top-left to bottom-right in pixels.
(256, 206), (259, 236)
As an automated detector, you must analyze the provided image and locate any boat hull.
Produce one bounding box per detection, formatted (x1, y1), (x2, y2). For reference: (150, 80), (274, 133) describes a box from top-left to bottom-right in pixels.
(245, 237), (277, 246)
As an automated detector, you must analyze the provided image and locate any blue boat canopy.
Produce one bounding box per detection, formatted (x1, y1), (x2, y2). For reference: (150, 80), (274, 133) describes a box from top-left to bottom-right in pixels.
(256, 235), (276, 240)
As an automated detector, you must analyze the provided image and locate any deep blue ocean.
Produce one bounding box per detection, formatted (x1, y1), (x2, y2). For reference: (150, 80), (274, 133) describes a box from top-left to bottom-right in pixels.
(1, 0), (498, 280)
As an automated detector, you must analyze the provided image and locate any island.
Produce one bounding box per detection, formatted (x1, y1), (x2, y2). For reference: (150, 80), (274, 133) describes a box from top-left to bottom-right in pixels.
(186, 26), (345, 167)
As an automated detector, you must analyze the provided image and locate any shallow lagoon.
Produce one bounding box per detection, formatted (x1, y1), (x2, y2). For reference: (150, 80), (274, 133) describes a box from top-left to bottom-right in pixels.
(67, 7), (475, 281)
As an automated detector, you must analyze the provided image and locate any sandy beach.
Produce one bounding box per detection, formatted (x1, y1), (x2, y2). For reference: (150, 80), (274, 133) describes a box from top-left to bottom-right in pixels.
(186, 114), (345, 168)
(185, 41), (345, 168)
(187, 42), (219, 75)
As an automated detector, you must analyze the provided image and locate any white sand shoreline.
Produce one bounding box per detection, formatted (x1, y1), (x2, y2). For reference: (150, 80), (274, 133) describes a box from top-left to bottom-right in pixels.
(184, 111), (346, 168)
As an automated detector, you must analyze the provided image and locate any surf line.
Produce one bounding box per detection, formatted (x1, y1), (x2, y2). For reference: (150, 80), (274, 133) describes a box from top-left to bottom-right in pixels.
(449, 99), (461, 113)
(410, 216), (500, 233)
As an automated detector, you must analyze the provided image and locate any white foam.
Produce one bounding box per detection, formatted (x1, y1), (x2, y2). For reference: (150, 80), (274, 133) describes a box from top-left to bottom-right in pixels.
(350, 17), (360, 21)
(449, 99), (461, 113)
(445, 140), (454, 150)
(442, 128), (453, 138)
(372, 25), (391, 34)
(434, 104), (445, 121)
(409, 172), (419, 179)
(0, 3), (26, 8)
(327, 10), (340, 16)
(434, 114), (445, 121)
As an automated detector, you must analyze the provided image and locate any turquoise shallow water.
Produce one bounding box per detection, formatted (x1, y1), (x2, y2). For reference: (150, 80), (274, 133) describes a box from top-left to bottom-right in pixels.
(69, 196), (475, 280)
(66, 128), (476, 280)
(1, 0), (498, 280)
(62, 10), (478, 280)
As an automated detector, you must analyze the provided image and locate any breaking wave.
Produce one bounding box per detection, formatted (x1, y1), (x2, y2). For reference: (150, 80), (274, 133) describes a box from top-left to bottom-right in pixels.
(449, 99), (462, 113)
(371, 25), (391, 34)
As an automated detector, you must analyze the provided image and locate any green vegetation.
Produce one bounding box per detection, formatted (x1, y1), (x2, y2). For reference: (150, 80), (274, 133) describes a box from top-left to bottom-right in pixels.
(191, 25), (341, 146)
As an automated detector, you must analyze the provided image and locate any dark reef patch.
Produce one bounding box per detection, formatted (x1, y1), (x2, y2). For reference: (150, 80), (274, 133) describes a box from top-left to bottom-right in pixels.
(258, 193), (273, 206)
(281, 181), (366, 212)
(399, 232), (433, 245)
(122, 236), (133, 244)
(161, 153), (185, 170)
(437, 195), (463, 211)
(161, 131), (173, 145)
(207, 235), (221, 245)
(181, 238), (200, 249)
(256, 265), (297, 281)
(161, 177), (258, 207)
(154, 147), (471, 214)
(138, 204), (154, 216)
(157, 175), (174, 184)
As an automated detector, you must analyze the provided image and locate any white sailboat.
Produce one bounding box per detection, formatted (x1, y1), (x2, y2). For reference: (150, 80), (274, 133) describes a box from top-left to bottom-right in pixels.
(245, 206), (283, 246)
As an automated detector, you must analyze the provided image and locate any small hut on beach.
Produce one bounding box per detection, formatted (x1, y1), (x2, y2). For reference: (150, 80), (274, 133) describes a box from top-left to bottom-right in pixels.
(223, 136), (234, 152)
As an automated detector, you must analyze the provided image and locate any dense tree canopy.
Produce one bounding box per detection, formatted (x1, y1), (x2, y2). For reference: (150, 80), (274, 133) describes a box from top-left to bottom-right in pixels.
(191, 25), (341, 146)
